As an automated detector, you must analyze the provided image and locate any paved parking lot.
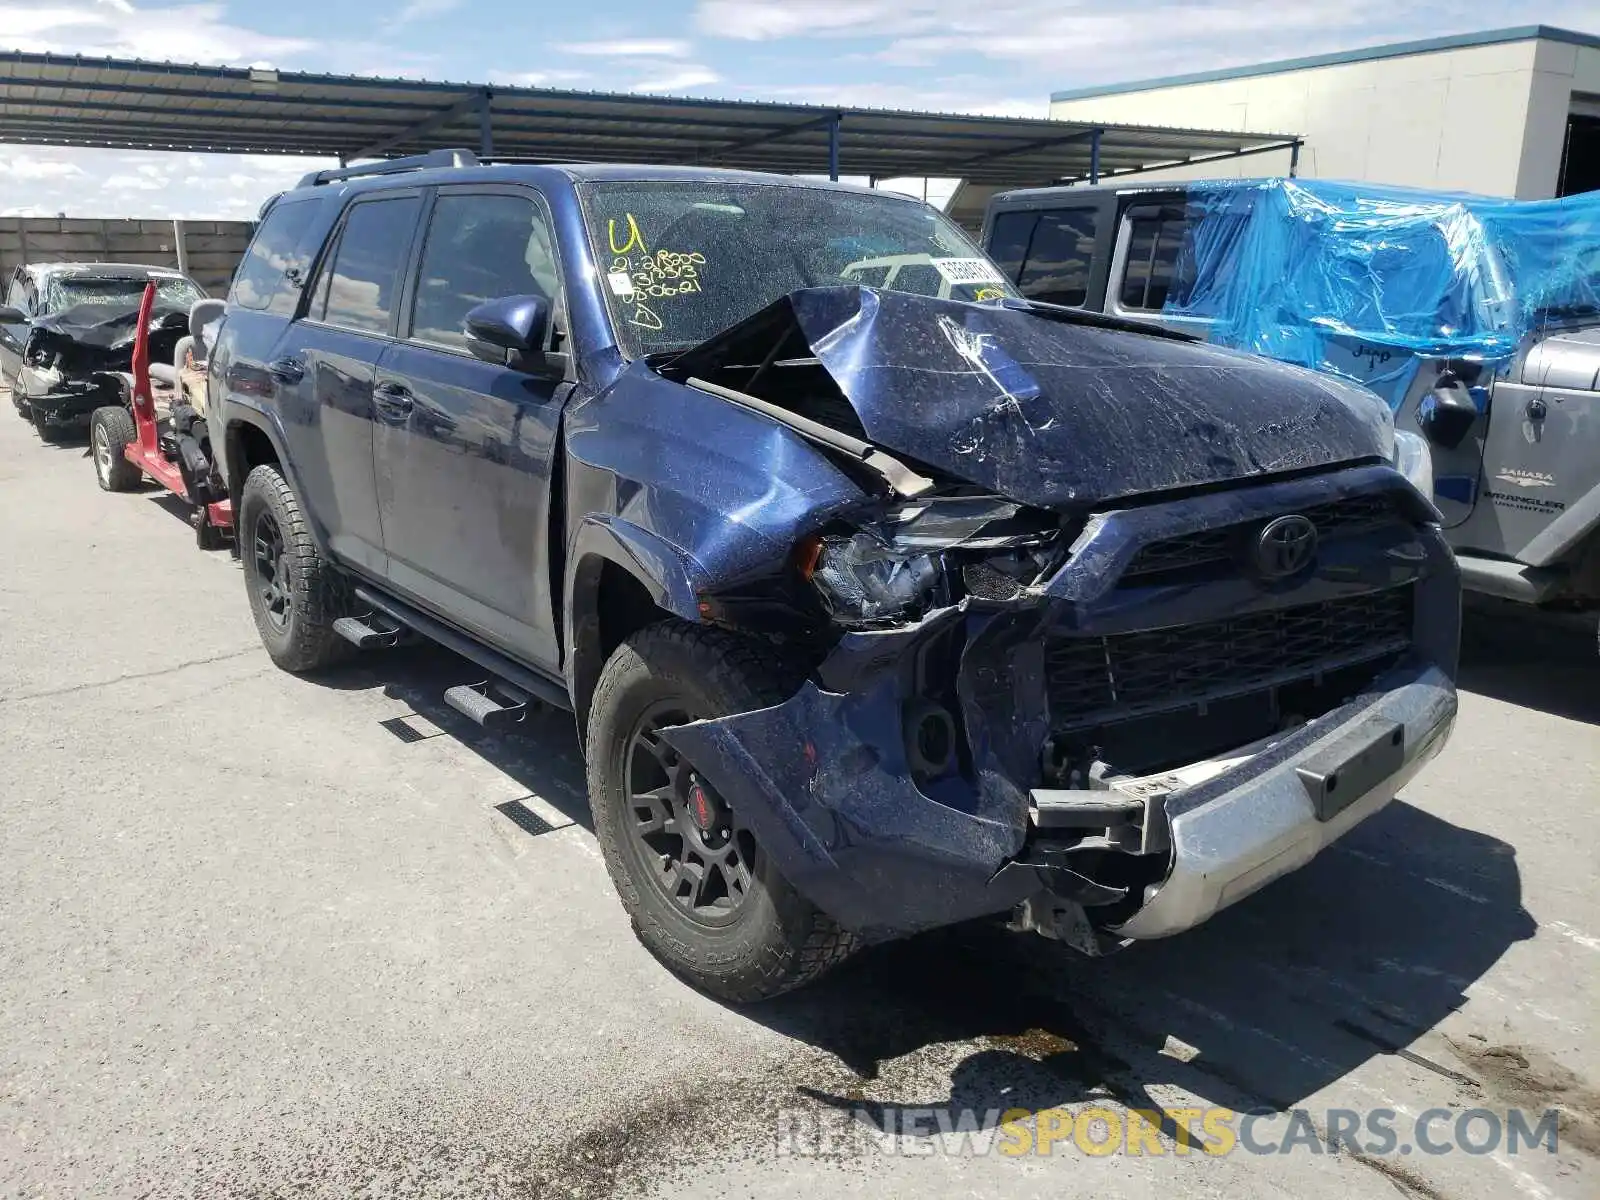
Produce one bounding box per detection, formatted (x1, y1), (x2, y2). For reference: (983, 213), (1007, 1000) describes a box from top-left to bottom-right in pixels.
(1, 408), (1597, 1199)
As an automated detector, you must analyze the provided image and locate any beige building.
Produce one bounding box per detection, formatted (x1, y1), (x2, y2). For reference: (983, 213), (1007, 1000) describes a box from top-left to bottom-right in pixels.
(1048, 25), (1600, 199)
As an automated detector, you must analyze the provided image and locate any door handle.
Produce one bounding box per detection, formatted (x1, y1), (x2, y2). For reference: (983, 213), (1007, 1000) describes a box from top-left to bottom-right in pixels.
(267, 356), (305, 384)
(372, 380), (414, 419)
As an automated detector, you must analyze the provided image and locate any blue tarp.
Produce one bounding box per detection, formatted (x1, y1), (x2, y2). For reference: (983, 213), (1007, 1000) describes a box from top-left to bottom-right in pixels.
(1165, 179), (1600, 408)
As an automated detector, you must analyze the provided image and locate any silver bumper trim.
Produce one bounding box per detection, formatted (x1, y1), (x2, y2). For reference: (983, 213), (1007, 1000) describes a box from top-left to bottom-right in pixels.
(1111, 664), (1457, 940)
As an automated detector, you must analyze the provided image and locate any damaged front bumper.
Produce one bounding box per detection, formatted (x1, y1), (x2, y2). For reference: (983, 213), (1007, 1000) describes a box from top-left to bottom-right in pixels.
(663, 659), (1454, 948)
(26, 376), (123, 425)
(1105, 661), (1454, 939)
(662, 464), (1462, 950)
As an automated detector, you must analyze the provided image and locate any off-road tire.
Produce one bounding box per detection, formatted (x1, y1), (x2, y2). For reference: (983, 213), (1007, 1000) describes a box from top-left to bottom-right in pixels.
(587, 620), (858, 1002)
(90, 406), (141, 492)
(238, 463), (352, 673)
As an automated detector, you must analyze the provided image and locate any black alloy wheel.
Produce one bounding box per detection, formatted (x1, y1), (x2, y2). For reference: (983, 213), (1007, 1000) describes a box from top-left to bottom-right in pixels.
(625, 702), (759, 926)
(252, 509), (292, 633)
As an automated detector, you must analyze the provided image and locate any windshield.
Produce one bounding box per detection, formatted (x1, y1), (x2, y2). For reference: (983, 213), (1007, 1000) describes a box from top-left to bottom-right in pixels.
(581, 180), (1019, 356)
(43, 275), (204, 315)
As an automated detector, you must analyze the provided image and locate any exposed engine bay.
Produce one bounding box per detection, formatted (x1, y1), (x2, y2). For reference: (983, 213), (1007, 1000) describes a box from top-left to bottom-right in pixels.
(21, 304), (190, 427)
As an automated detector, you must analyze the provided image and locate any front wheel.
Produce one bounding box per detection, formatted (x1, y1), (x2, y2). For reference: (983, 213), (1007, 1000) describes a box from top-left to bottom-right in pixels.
(586, 621), (858, 1002)
(90, 407), (141, 492)
(237, 463), (352, 673)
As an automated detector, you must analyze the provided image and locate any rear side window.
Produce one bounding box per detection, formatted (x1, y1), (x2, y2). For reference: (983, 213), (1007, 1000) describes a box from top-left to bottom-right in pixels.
(409, 192), (559, 349)
(986, 211), (1036, 283)
(310, 196), (421, 336)
(230, 198), (319, 313)
(1118, 212), (1190, 312)
(1017, 209), (1099, 308)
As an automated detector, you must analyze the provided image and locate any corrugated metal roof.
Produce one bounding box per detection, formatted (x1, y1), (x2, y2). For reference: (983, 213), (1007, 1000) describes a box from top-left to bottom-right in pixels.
(0, 51), (1298, 187)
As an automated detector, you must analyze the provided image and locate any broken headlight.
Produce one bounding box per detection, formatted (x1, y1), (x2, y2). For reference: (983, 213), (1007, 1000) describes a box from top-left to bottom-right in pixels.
(804, 497), (1067, 625)
(810, 531), (945, 624)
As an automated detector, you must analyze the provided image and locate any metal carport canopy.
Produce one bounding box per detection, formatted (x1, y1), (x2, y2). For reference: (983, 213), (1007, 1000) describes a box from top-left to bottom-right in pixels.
(0, 52), (1300, 186)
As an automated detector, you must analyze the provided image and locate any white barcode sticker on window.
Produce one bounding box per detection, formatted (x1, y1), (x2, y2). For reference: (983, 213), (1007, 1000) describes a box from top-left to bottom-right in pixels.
(607, 271), (636, 297)
(932, 257), (1005, 286)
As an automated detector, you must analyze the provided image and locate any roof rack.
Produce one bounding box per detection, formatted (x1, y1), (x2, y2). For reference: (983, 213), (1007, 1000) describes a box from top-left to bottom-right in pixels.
(298, 148), (480, 189)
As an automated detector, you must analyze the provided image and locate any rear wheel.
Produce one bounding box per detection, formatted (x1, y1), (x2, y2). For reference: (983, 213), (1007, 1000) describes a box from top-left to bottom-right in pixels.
(238, 463), (352, 672)
(586, 621), (857, 1002)
(90, 407), (141, 492)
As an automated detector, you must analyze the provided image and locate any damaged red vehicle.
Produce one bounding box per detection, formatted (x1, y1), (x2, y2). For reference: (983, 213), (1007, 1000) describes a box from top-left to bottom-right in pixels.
(212, 157), (1461, 1001)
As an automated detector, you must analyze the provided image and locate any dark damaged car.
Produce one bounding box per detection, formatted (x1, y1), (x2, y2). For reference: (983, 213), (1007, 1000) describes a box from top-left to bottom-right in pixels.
(210, 156), (1461, 1001)
(1, 262), (204, 442)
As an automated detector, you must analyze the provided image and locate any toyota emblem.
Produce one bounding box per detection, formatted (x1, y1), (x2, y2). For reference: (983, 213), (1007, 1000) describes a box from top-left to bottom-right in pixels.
(1255, 514), (1318, 578)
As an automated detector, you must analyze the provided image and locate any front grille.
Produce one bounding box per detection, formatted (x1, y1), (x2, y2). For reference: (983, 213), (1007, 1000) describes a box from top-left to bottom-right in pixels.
(1046, 585), (1413, 730)
(1121, 492), (1405, 583)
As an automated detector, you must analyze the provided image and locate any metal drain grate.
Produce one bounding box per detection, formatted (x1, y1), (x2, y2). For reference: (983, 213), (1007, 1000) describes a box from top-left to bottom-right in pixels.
(494, 798), (557, 837)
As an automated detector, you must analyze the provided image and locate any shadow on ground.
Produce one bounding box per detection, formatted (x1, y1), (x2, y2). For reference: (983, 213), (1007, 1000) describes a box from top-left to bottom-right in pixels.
(1458, 606), (1598, 725)
(751, 798), (1532, 1131)
(303, 627), (1541, 1133)
(313, 640), (592, 829)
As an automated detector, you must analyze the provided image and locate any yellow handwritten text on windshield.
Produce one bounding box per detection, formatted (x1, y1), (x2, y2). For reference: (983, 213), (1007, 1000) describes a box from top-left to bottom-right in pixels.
(605, 214), (708, 332)
(608, 213), (648, 257)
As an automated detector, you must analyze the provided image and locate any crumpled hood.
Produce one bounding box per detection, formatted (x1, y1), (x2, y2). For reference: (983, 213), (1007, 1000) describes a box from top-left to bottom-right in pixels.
(34, 302), (189, 350)
(668, 286), (1392, 509)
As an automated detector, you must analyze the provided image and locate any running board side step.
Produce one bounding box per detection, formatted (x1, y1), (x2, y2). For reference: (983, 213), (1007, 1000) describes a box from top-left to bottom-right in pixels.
(349, 584), (573, 713)
(333, 614), (405, 649)
(445, 681), (532, 731)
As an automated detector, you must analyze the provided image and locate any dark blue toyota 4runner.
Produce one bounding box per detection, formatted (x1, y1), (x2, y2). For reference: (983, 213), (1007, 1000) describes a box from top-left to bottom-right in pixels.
(211, 151), (1461, 1001)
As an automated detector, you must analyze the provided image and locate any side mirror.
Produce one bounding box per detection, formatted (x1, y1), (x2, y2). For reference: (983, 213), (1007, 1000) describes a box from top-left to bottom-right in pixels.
(0, 305), (25, 324)
(1418, 379), (1480, 451)
(465, 294), (555, 372)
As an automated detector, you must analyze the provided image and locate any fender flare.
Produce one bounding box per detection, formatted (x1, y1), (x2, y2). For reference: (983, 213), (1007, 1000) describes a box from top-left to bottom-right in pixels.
(221, 403), (331, 557)
(566, 513), (705, 628)
(564, 513), (706, 723)
(1520, 481), (1600, 569)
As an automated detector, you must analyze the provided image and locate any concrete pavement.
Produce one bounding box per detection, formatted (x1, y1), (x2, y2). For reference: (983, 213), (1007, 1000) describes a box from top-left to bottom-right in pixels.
(1, 408), (1596, 1199)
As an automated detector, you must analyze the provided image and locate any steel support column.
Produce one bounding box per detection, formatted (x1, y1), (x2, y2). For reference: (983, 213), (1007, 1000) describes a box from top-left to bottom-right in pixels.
(171, 219), (188, 277)
(1289, 138), (1302, 178)
(479, 88), (494, 159)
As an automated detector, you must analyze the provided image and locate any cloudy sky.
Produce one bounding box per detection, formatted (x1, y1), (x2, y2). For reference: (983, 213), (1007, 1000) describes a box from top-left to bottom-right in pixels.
(2, 0), (1597, 219)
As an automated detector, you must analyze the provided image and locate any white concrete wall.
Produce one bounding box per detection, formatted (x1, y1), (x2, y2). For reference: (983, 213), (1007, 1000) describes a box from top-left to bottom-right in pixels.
(1049, 37), (1587, 199)
(1520, 40), (1600, 196)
